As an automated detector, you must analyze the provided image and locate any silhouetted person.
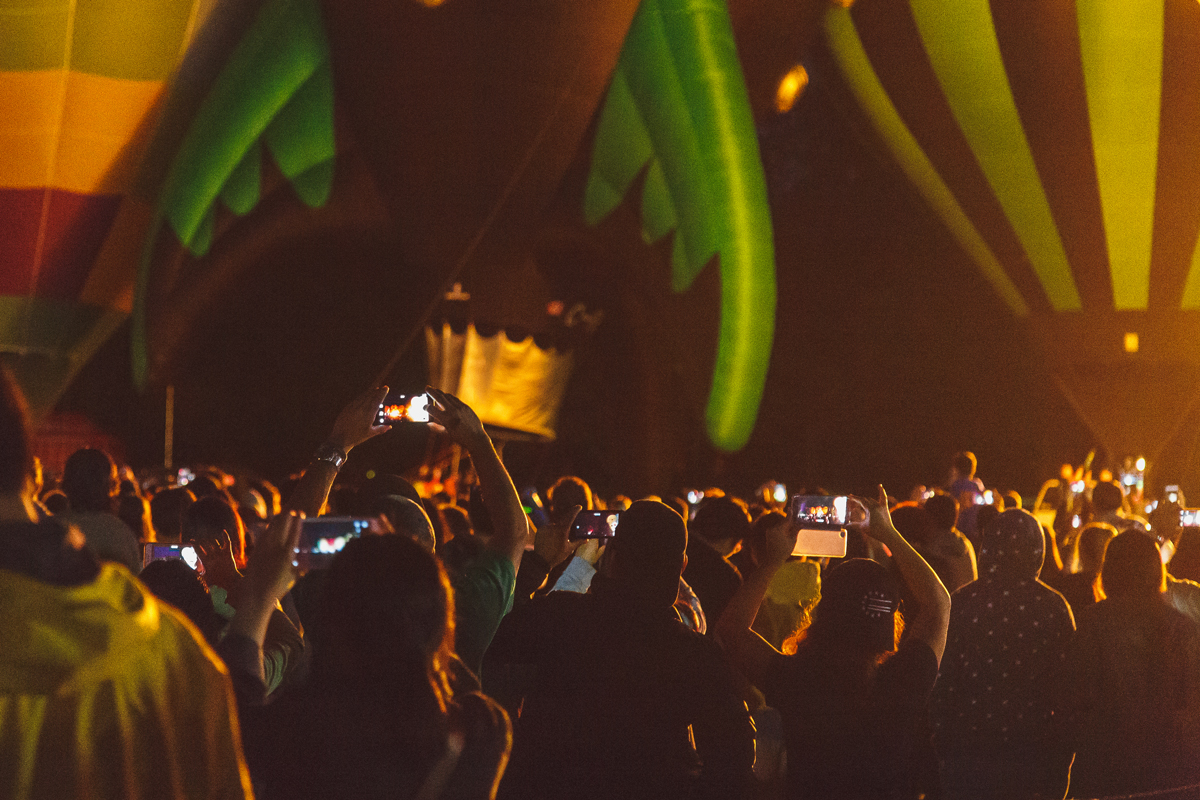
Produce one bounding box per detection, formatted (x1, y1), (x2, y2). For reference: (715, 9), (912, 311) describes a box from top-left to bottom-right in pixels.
(1063, 532), (1200, 797)
(683, 494), (748, 622)
(150, 485), (197, 544)
(0, 367), (252, 798)
(931, 509), (1075, 800)
(59, 447), (140, 570)
(1091, 480), (1148, 534)
(921, 493), (977, 593)
(247, 534), (512, 799)
(486, 500), (755, 800)
(947, 451), (983, 500)
(718, 487), (951, 800)
(1053, 522), (1116, 614)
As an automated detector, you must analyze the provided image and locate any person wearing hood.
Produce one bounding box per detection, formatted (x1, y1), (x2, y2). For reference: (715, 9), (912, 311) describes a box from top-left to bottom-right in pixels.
(0, 367), (252, 799)
(930, 508), (1075, 800)
(483, 500), (754, 800)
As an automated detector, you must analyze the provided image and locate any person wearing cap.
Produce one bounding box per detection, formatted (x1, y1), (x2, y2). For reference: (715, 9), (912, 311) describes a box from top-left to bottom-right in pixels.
(930, 508), (1076, 800)
(716, 486), (950, 800)
(483, 499), (755, 800)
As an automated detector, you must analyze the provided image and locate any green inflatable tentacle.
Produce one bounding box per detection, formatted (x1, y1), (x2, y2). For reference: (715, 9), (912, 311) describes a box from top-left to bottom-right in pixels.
(585, 0), (776, 452)
(133, 0), (335, 386)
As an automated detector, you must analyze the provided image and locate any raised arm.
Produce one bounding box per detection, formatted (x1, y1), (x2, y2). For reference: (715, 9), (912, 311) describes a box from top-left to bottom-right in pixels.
(426, 388), (528, 571)
(865, 485), (951, 664)
(715, 512), (794, 688)
(285, 386), (391, 516)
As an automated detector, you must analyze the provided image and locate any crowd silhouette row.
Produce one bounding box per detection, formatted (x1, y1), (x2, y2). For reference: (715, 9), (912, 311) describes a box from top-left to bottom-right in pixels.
(2, 370), (1198, 800)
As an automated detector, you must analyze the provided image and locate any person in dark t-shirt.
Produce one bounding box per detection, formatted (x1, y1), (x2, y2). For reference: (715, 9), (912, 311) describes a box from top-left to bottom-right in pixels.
(717, 486), (950, 800)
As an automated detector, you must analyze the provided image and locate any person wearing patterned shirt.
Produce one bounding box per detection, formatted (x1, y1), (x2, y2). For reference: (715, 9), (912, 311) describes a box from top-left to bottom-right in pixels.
(931, 508), (1075, 800)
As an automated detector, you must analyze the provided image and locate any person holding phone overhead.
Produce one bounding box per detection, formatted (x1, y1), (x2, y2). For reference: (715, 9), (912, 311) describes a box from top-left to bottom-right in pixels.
(716, 486), (950, 800)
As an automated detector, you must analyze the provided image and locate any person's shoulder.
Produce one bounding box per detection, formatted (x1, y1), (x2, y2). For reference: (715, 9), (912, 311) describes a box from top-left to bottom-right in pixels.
(451, 546), (517, 596)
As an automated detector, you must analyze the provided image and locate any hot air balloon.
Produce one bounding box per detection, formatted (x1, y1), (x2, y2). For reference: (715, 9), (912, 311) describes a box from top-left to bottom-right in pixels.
(0, 0), (213, 416)
(133, 0), (780, 460)
(825, 0), (1200, 472)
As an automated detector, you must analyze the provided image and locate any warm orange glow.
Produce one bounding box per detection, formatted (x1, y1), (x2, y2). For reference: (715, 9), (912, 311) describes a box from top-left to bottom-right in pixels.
(830, 0), (856, 7)
(1124, 332), (1139, 353)
(775, 65), (809, 114)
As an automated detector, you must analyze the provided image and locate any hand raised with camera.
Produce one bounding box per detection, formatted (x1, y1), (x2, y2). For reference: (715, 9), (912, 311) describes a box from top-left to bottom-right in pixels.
(326, 385), (392, 454)
(193, 528), (240, 592)
(533, 505), (582, 569)
(858, 485), (902, 544)
(425, 387), (489, 447)
(236, 511), (303, 608)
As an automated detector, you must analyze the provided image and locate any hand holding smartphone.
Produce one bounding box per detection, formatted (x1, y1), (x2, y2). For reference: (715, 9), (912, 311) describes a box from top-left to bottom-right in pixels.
(568, 510), (621, 541)
(142, 543), (204, 573)
(376, 391), (432, 426)
(787, 495), (869, 558)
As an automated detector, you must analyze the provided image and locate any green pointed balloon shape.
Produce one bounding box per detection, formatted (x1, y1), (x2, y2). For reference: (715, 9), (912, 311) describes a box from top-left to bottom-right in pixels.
(132, 0), (336, 386)
(585, 0), (777, 452)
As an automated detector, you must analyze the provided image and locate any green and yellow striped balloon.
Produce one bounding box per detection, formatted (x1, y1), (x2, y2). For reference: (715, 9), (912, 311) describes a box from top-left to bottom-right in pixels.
(826, 0), (1200, 461)
(827, 0), (1200, 316)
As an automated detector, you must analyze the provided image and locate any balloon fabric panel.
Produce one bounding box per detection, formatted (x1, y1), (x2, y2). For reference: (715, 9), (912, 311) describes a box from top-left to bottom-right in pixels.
(908, 0), (1081, 311)
(0, 0), (210, 414)
(132, 0), (335, 386)
(585, 0), (776, 453)
(826, 0), (1200, 318)
(823, 8), (1029, 317)
(1077, 0), (1163, 310)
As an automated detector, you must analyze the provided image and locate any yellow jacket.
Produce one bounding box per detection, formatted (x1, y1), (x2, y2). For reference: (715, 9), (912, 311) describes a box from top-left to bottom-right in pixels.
(0, 563), (253, 799)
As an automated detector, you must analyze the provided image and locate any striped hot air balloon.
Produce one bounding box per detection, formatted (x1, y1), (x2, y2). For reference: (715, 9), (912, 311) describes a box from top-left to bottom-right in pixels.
(826, 0), (1200, 467)
(0, 0), (209, 414)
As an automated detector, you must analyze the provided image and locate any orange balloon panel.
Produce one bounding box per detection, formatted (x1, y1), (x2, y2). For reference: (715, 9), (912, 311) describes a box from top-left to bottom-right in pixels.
(0, 0), (209, 412)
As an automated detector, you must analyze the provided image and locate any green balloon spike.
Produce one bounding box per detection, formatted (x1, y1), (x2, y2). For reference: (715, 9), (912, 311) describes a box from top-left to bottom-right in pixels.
(132, 0), (335, 387)
(585, 0), (777, 452)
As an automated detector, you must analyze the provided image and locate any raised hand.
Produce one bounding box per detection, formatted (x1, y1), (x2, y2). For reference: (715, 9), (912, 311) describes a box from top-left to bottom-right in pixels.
(326, 385), (392, 454)
(239, 510), (303, 604)
(424, 387), (488, 447)
(192, 528), (240, 591)
(533, 504), (581, 569)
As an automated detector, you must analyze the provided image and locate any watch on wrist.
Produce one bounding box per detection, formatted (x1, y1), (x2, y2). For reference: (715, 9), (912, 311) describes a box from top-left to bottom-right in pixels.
(312, 443), (348, 470)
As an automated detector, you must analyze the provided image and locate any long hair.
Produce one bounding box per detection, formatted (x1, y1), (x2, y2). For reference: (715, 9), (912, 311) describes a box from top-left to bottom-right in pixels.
(319, 533), (456, 711)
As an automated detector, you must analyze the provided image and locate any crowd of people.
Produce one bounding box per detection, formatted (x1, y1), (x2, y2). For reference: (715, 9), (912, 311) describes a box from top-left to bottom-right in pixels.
(3, 365), (1200, 800)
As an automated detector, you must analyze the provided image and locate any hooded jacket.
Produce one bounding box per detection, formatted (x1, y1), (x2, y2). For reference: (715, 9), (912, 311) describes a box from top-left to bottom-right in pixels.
(931, 510), (1075, 766)
(0, 561), (252, 799)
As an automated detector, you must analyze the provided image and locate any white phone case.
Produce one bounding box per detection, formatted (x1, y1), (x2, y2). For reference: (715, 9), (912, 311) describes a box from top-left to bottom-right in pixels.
(791, 528), (848, 558)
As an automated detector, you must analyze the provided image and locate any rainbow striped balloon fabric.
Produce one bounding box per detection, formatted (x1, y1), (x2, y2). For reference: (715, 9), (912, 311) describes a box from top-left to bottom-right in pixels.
(0, 0), (205, 411)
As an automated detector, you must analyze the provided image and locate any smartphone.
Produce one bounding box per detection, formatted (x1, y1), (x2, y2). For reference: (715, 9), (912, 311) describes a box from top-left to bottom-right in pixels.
(1166, 485), (1180, 504)
(142, 543), (202, 572)
(376, 391), (431, 425)
(788, 495), (853, 530)
(1180, 508), (1200, 528)
(569, 510), (621, 541)
(792, 528), (848, 558)
(293, 517), (372, 569)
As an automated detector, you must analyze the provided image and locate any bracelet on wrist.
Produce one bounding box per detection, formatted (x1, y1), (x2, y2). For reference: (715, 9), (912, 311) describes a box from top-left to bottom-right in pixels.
(312, 442), (348, 470)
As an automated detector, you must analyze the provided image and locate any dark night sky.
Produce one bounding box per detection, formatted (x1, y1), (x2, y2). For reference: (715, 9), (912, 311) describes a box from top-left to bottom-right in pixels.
(56, 43), (1100, 502)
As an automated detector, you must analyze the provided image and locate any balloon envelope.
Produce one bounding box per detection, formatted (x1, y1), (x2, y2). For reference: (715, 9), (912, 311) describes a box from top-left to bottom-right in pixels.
(0, 0), (210, 414)
(826, 0), (1200, 462)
